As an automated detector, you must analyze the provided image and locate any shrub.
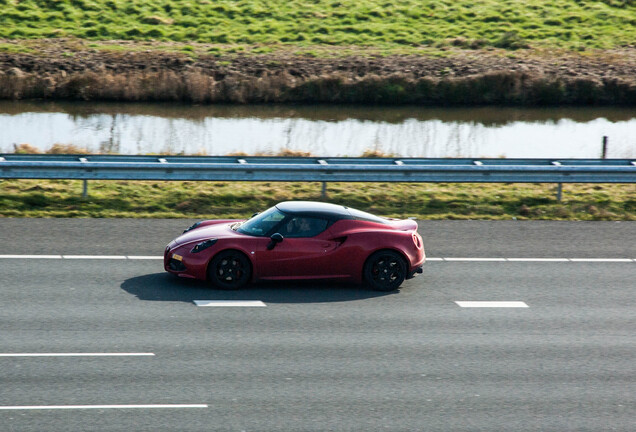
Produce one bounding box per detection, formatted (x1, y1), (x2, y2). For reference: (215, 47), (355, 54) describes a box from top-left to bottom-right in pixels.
(46, 143), (90, 154)
(13, 143), (41, 154)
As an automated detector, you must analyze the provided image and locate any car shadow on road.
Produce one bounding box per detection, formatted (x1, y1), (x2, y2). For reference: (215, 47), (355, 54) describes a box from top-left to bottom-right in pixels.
(121, 273), (396, 304)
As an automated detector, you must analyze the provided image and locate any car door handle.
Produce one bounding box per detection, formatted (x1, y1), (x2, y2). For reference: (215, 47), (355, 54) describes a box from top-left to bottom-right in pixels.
(327, 237), (347, 248)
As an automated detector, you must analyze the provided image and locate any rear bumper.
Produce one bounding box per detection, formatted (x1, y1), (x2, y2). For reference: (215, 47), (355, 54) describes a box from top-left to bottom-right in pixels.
(406, 243), (425, 280)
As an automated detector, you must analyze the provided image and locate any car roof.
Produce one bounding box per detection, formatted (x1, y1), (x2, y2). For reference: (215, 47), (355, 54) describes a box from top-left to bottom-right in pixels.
(276, 201), (353, 221)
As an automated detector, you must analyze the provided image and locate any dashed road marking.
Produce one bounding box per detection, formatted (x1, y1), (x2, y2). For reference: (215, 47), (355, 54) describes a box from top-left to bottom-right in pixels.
(0, 255), (62, 259)
(0, 404), (208, 410)
(194, 300), (266, 307)
(0, 353), (155, 357)
(444, 258), (507, 262)
(455, 301), (529, 308)
(62, 255), (127, 260)
(507, 258), (569, 262)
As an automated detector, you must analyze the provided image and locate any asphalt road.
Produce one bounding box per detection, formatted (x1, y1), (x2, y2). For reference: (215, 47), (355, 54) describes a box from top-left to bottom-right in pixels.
(1, 219), (634, 432)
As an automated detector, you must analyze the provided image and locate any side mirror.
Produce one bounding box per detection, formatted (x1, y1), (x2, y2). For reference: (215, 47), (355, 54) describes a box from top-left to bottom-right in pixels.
(267, 233), (284, 250)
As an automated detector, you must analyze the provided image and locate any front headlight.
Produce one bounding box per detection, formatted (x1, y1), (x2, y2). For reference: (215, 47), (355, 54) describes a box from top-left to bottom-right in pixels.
(191, 239), (218, 253)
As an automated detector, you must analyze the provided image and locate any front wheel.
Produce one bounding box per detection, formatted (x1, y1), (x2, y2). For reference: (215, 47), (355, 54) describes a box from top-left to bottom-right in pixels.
(208, 250), (251, 290)
(363, 250), (407, 291)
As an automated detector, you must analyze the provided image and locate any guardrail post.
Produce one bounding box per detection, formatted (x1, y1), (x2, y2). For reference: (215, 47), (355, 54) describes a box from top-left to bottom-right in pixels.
(317, 160), (328, 199)
(602, 136), (608, 159)
(556, 183), (562, 202)
(78, 157), (89, 198)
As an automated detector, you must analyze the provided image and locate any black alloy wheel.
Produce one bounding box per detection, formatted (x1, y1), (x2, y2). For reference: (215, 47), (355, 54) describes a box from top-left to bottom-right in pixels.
(363, 250), (407, 291)
(208, 250), (251, 289)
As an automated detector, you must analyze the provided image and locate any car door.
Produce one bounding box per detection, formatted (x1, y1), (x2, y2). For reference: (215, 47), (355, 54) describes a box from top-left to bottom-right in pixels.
(253, 216), (344, 279)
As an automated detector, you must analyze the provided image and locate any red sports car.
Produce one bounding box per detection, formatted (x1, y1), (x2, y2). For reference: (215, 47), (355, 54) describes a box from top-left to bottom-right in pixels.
(164, 201), (425, 291)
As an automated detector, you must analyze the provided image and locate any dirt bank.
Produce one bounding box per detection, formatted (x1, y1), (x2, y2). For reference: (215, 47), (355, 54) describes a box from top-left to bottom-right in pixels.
(1, 40), (635, 105)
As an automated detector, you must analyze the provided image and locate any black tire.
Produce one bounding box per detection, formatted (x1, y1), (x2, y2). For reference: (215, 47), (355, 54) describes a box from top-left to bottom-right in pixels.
(363, 250), (407, 291)
(208, 250), (252, 290)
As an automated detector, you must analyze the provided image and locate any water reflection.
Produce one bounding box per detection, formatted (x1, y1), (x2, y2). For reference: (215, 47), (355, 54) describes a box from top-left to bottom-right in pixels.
(0, 101), (634, 158)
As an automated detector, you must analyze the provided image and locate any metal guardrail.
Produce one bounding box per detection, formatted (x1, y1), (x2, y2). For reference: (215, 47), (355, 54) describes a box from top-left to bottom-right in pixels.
(2, 154), (634, 202)
(1, 155), (635, 184)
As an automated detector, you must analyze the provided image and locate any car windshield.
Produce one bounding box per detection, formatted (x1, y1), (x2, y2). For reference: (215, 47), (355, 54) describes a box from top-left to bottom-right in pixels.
(235, 207), (286, 236)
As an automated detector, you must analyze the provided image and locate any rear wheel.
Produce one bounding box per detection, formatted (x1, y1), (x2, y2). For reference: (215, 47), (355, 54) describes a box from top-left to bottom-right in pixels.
(363, 250), (407, 291)
(208, 250), (251, 290)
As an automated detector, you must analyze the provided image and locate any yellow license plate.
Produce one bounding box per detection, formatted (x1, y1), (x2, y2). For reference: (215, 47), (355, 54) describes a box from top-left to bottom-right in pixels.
(172, 254), (183, 261)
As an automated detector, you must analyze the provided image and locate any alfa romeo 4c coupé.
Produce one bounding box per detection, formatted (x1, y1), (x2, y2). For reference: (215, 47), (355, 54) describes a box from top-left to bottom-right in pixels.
(165, 201), (425, 291)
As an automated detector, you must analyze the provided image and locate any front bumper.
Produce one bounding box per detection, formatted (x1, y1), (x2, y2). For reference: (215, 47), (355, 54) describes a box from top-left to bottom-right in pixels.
(164, 244), (187, 272)
(164, 243), (210, 280)
(167, 256), (187, 272)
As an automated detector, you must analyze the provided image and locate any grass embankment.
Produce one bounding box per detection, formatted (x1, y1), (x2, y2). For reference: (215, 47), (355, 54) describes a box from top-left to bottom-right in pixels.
(1, 1), (636, 104)
(1, 0), (635, 51)
(1, 179), (633, 220)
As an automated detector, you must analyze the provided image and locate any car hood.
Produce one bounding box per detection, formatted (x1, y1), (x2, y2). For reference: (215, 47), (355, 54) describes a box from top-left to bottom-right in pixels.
(170, 221), (244, 247)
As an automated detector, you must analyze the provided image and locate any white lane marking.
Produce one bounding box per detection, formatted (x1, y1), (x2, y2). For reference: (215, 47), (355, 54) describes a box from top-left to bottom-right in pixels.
(194, 300), (266, 307)
(0, 255), (62, 259)
(62, 255), (127, 259)
(0, 404), (208, 410)
(0, 353), (154, 357)
(569, 258), (633, 262)
(127, 256), (164, 260)
(507, 258), (569, 262)
(426, 257), (635, 262)
(444, 258), (507, 262)
(455, 301), (529, 308)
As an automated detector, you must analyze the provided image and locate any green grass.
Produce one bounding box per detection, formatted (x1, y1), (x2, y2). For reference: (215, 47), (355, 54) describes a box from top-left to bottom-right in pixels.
(0, 42), (36, 53)
(0, 179), (633, 220)
(0, 0), (635, 51)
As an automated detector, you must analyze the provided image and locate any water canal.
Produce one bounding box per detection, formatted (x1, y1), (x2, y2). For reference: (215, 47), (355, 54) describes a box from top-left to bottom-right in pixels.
(0, 102), (634, 158)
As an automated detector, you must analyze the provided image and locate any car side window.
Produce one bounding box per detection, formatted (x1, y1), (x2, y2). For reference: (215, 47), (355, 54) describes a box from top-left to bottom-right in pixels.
(278, 217), (328, 238)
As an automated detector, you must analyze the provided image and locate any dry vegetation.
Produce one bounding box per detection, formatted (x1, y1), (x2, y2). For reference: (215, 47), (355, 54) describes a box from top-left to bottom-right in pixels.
(1, 41), (635, 104)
